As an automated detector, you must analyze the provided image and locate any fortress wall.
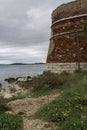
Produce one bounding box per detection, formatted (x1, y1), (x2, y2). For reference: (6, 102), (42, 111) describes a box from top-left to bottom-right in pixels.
(52, 0), (87, 22)
(45, 63), (87, 74)
(45, 0), (87, 73)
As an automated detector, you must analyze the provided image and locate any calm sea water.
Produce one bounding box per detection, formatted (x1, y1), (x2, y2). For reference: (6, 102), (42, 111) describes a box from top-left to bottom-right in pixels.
(0, 64), (45, 87)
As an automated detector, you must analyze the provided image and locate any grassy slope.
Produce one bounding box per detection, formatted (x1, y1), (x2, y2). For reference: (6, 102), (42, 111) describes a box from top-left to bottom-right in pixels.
(1, 71), (87, 130)
(34, 72), (87, 130)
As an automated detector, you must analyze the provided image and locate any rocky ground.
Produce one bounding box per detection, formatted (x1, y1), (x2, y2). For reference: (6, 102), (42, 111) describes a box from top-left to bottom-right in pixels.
(0, 76), (32, 98)
(7, 93), (60, 130)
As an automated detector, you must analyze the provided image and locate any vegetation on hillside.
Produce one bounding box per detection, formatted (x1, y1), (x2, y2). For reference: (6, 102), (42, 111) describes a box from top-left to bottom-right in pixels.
(0, 96), (23, 130)
(34, 71), (87, 130)
(0, 113), (23, 130)
(0, 71), (87, 130)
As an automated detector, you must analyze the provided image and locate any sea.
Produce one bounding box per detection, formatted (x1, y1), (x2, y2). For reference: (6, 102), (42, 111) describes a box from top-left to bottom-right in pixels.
(0, 64), (45, 87)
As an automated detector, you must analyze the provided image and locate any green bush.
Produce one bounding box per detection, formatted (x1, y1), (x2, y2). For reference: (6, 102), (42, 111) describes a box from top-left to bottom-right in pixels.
(16, 71), (70, 91)
(31, 71), (69, 91)
(0, 113), (23, 130)
(17, 80), (32, 89)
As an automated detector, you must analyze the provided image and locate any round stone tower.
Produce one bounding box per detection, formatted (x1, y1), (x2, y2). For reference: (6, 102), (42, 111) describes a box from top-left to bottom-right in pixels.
(45, 0), (87, 73)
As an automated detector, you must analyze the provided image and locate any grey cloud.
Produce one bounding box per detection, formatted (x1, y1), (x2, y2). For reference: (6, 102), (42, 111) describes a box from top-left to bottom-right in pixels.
(0, 0), (74, 63)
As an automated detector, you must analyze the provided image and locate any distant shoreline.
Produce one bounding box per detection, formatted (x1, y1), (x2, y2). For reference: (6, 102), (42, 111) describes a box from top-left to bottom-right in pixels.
(0, 63), (45, 66)
(0, 63), (45, 86)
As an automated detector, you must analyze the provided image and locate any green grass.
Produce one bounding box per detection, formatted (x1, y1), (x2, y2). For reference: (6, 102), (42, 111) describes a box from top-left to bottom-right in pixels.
(0, 97), (23, 130)
(4, 87), (56, 102)
(4, 89), (51, 103)
(0, 113), (23, 130)
(0, 97), (10, 113)
(30, 87), (52, 98)
(5, 95), (27, 103)
(34, 71), (87, 130)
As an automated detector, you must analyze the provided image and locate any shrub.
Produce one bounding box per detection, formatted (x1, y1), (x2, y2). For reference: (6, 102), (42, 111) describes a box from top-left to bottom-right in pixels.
(17, 80), (32, 89)
(0, 113), (23, 130)
(31, 71), (69, 91)
(16, 71), (69, 91)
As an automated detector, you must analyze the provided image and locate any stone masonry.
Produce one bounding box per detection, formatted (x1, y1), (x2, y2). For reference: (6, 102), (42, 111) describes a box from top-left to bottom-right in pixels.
(45, 0), (87, 73)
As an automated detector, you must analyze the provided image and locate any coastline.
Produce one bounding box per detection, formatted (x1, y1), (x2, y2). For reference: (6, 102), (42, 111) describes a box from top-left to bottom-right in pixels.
(0, 76), (34, 98)
(0, 64), (45, 87)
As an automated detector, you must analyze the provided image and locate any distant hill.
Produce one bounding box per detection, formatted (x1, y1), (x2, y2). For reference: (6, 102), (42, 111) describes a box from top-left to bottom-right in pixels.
(0, 63), (45, 66)
(11, 63), (28, 65)
(10, 63), (45, 65)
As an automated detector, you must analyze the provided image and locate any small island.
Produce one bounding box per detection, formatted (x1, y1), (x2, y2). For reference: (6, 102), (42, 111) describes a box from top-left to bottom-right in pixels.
(10, 63), (45, 65)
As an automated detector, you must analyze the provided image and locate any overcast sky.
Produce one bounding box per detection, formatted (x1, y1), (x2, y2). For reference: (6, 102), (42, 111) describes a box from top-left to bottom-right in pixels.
(0, 0), (74, 64)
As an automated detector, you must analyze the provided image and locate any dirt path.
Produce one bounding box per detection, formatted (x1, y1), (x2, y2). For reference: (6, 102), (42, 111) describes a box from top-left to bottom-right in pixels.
(23, 118), (54, 130)
(8, 93), (59, 130)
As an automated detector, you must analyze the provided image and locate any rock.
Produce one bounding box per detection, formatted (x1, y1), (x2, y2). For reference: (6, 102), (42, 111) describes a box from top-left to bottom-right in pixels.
(17, 77), (27, 82)
(4, 93), (13, 99)
(5, 111), (14, 114)
(18, 111), (26, 115)
(5, 77), (16, 83)
(27, 76), (32, 80)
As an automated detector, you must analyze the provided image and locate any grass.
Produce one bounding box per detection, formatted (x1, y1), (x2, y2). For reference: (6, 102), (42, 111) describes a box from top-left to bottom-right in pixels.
(4, 87), (59, 103)
(30, 87), (60, 98)
(31, 87), (53, 98)
(4, 88), (51, 103)
(0, 97), (23, 130)
(34, 71), (87, 130)
(0, 113), (23, 130)
(5, 94), (28, 103)
(0, 96), (10, 113)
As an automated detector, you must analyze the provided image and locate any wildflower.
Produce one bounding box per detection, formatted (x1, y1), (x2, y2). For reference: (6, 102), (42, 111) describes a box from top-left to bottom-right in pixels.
(79, 106), (83, 110)
(55, 113), (58, 116)
(62, 112), (68, 117)
(73, 123), (76, 127)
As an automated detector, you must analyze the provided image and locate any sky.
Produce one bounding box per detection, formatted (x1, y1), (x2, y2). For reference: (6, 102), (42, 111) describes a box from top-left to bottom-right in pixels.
(0, 0), (74, 64)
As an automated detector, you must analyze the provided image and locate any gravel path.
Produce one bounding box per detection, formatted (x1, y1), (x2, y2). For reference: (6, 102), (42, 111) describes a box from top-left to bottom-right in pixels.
(8, 93), (60, 130)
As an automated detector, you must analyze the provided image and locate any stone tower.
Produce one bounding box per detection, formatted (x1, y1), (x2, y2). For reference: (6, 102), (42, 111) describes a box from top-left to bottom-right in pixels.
(45, 0), (87, 73)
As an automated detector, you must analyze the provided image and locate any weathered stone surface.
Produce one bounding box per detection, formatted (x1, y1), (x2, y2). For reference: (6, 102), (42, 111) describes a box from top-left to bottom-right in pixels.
(45, 0), (87, 73)
(45, 63), (87, 73)
(52, 0), (87, 22)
